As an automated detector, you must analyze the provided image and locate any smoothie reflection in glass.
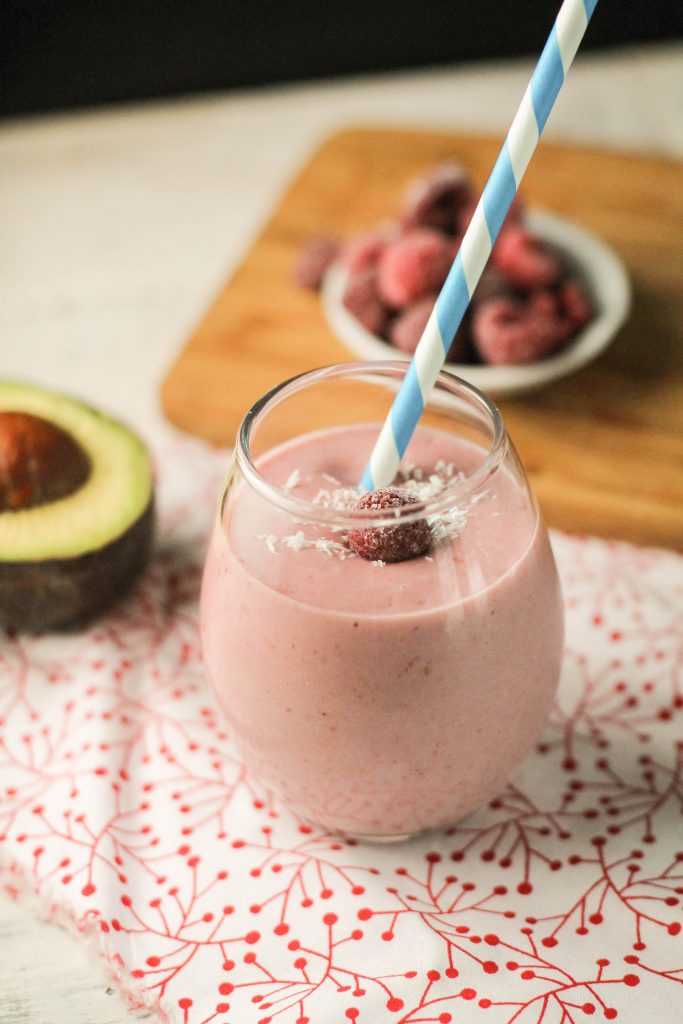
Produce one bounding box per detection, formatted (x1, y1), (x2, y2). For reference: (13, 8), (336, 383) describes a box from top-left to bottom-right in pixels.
(200, 362), (563, 838)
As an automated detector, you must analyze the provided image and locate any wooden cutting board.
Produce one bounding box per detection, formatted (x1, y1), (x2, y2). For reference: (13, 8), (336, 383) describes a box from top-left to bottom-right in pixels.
(161, 127), (683, 550)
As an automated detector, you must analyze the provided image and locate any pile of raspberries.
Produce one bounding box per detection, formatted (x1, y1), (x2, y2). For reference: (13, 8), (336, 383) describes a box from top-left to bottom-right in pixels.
(294, 162), (592, 366)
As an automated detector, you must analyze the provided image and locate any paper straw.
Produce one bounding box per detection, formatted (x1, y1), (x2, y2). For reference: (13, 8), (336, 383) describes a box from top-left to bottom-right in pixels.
(362, 0), (599, 491)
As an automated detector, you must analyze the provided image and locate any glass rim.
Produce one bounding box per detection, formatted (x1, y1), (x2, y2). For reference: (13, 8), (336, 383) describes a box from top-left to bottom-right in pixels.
(232, 361), (508, 529)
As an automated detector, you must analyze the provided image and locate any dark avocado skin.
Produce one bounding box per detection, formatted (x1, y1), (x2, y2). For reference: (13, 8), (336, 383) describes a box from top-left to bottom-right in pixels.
(0, 499), (155, 633)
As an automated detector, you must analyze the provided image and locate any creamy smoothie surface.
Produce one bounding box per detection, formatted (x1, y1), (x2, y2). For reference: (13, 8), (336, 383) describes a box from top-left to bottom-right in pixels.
(201, 424), (564, 836)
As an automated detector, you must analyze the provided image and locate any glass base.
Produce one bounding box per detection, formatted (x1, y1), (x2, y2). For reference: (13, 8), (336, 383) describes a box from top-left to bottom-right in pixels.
(346, 830), (417, 844)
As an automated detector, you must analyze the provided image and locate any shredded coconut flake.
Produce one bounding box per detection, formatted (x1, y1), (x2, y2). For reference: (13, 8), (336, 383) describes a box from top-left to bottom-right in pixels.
(260, 531), (355, 561)
(315, 538), (352, 559)
(399, 461), (424, 482)
(283, 469), (301, 491)
(284, 530), (306, 552)
(257, 533), (280, 554)
(313, 485), (362, 511)
(429, 507), (468, 546)
(434, 459), (456, 478)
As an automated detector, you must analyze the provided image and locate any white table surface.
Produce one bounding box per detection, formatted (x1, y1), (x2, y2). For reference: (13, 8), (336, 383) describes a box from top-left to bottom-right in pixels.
(1, 42), (682, 1023)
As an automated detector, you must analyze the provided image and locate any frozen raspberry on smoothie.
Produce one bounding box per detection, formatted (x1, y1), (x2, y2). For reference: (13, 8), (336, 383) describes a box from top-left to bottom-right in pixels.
(348, 488), (431, 563)
(401, 163), (473, 234)
(342, 268), (391, 336)
(341, 231), (388, 274)
(491, 224), (561, 290)
(472, 295), (570, 365)
(378, 229), (453, 308)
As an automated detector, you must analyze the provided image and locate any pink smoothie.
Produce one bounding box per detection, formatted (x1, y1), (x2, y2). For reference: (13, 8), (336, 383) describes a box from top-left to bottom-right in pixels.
(200, 424), (563, 836)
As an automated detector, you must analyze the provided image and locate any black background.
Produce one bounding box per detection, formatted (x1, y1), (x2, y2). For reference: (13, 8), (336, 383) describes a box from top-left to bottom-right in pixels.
(2, 0), (682, 118)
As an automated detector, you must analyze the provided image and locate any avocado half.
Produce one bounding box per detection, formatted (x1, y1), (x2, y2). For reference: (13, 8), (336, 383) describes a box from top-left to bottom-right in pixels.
(0, 381), (155, 632)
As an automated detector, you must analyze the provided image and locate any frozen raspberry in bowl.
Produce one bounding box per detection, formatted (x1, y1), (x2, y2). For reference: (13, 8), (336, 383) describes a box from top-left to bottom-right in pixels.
(458, 192), (525, 234)
(470, 266), (516, 309)
(294, 236), (341, 290)
(491, 224), (561, 290)
(559, 279), (593, 329)
(401, 163), (473, 234)
(341, 231), (389, 275)
(389, 294), (437, 354)
(390, 294), (471, 362)
(321, 205), (630, 397)
(341, 268), (390, 337)
(347, 489), (432, 563)
(377, 229), (453, 308)
(472, 296), (571, 366)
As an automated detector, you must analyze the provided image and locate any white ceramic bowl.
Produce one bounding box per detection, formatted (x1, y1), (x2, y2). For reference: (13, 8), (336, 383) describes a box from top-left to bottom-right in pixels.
(322, 210), (631, 399)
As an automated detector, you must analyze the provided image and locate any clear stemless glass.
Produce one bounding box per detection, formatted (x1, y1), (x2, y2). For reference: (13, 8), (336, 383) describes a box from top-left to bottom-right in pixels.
(200, 362), (564, 839)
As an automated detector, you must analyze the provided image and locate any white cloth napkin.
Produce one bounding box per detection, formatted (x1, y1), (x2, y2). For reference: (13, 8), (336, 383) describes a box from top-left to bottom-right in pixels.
(1, 435), (682, 1023)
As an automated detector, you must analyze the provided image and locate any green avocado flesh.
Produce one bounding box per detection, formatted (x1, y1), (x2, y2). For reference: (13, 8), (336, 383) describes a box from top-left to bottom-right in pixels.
(0, 381), (153, 561)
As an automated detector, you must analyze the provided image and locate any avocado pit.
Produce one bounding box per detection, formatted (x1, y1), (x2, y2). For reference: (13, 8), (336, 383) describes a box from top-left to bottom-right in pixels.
(0, 411), (91, 511)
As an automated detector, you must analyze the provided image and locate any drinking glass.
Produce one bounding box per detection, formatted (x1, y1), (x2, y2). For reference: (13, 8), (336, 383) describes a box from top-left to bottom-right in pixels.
(200, 362), (563, 838)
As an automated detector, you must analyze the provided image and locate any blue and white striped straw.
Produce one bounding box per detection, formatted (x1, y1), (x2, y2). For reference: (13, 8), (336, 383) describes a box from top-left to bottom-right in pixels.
(362, 0), (599, 491)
